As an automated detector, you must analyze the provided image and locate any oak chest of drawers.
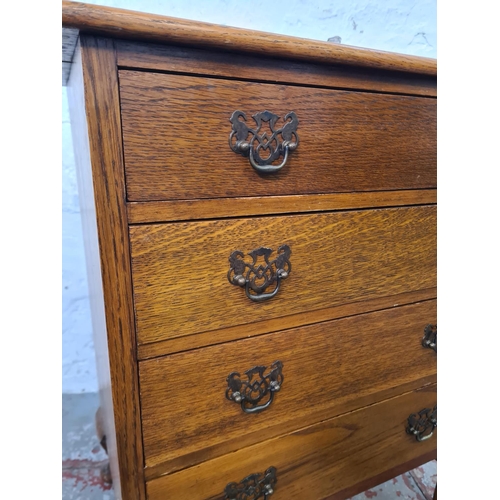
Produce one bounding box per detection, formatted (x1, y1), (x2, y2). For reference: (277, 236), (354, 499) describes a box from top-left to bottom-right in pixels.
(63, 2), (437, 499)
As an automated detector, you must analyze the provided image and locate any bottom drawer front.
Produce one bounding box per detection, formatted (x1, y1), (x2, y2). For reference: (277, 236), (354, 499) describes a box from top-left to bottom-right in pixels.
(146, 384), (437, 500)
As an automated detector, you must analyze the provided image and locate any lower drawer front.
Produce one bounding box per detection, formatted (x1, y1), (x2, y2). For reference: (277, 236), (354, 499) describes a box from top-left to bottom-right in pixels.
(140, 300), (436, 473)
(146, 384), (437, 500)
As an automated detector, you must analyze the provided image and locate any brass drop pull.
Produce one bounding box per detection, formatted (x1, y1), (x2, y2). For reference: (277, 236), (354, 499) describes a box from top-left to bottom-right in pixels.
(226, 361), (283, 414)
(406, 406), (437, 442)
(422, 324), (437, 352)
(228, 246), (291, 302)
(227, 245), (292, 302)
(229, 110), (299, 173)
(224, 466), (277, 500)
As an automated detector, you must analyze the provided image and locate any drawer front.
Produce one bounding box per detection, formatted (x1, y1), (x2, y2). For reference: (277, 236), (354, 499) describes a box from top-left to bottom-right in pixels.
(130, 206), (436, 346)
(139, 300), (436, 471)
(146, 384), (437, 499)
(119, 71), (436, 202)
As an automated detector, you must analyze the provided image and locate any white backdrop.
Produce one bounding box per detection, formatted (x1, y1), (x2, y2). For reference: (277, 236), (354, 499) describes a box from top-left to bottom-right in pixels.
(62, 0), (437, 393)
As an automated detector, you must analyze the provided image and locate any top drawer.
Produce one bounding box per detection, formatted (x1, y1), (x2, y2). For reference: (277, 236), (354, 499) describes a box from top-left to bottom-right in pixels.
(119, 71), (436, 202)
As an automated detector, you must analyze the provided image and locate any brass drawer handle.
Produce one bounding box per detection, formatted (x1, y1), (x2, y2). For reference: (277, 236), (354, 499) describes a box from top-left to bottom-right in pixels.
(422, 324), (437, 352)
(406, 406), (437, 442)
(226, 361), (283, 414)
(225, 466), (277, 500)
(228, 245), (291, 302)
(229, 110), (299, 173)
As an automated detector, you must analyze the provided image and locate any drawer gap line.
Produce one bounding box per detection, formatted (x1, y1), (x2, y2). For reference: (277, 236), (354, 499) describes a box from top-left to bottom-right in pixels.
(127, 200), (437, 226)
(137, 293), (437, 359)
(117, 65), (437, 99)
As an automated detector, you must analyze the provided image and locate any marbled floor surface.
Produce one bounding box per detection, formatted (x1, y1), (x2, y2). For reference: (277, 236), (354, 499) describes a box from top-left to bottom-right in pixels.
(62, 393), (436, 500)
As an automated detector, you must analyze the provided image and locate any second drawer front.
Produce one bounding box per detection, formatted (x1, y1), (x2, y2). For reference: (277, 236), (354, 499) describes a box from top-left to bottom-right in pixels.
(139, 300), (436, 472)
(130, 205), (436, 346)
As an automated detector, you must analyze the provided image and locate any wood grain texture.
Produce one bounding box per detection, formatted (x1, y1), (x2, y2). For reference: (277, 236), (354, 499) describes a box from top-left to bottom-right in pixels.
(127, 189), (437, 224)
(129, 206), (437, 345)
(146, 384), (437, 499)
(62, 1), (436, 75)
(63, 27), (79, 85)
(137, 288), (436, 359)
(140, 301), (436, 472)
(74, 35), (146, 500)
(67, 44), (121, 494)
(119, 71), (436, 201)
(116, 41), (437, 97)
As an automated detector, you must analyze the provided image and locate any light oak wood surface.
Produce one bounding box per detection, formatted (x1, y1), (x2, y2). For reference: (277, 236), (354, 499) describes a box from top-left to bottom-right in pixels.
(68, 36), (146, 499)
(146, 384), (437, 499)
(137, 288), (436, 359)
(140, 300), (436, 474)
(119, 71), (436, 202)
(127, 189), (437, 224)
